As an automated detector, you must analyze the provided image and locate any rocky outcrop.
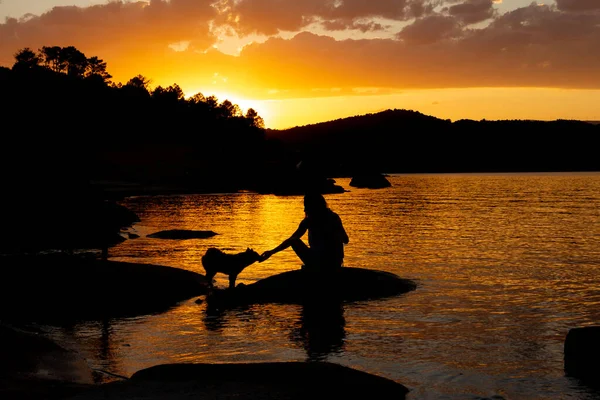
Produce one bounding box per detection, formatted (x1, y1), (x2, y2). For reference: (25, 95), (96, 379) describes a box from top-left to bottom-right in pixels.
(564, 326), (600, 385)
(206, 267), (417, 309)
(0, 254), (210, 324)
(0, 323), (95, 400)
(66, 362), (409, 400)
(2, 196), (139, 255)
(147, 229), (218, 239)
(0, 324), (94, 383)
(2, 324), (410, 400)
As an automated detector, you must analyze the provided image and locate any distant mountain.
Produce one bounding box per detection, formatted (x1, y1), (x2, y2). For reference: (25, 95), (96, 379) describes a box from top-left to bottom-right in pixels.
(266, 109), (600, 175)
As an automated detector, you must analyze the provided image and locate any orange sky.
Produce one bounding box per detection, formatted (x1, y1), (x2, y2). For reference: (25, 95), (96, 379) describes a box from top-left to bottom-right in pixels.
(1, 0), (599, 129)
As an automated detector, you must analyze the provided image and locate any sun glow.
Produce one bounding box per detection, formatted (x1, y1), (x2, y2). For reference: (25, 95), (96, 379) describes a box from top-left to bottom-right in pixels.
(183, 88), (273, 124)
(239, 87), (600, 130)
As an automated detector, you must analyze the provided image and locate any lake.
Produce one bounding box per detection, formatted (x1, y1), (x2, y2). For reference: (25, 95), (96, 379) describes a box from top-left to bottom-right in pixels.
(42, 173), (600, 399)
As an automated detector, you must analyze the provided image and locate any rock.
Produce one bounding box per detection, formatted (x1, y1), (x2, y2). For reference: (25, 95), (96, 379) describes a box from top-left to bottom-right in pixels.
(206, 267), (417, 309)
(147, 229), (218, 239)
(65, 362), (409, 399)
(2, 198), (139, 254)
(349, 173), (391, 189)
(0, 323), (95, 400)
(564, 326), (600, 384)
(0, 254), (210, 324)
(0, 323), (94, 384)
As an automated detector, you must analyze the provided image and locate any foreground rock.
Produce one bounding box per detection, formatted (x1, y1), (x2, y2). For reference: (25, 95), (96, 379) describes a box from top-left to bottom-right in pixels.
(207, 267), (417, 309)
(66, 362), (409, 400)
(2, 324), (410, 400)
(0, 323), (95, 400)
(0, 254), (209, 324)
(564, 326), (600, 386)
(3, 179), (140, 254)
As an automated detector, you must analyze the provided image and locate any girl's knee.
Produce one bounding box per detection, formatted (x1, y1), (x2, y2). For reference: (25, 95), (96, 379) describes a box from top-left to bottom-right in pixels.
(289, 237), (303, 248)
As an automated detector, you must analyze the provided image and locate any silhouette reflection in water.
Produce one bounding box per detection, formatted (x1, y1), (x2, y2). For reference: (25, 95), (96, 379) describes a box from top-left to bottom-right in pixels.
(203, 304), (228, 332)
(84, 318), (122, 383)
(290, 299), (346, 361)
(202, 295), (346, 361)
(202, 298), (254, 332)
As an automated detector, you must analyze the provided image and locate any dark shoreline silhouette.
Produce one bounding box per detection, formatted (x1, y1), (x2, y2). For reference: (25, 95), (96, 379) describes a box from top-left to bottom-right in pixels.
(2, 45), (598, 207)
(3, 43), (599, 256)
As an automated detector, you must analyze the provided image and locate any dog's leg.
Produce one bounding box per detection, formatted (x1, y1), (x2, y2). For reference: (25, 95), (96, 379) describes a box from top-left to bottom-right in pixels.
(228, 274), (238, 289)
(205, 271), (216, 287)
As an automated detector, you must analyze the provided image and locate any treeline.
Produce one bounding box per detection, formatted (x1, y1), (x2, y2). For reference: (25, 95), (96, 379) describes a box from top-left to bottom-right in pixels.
(1, 45), (279, 194)
(268, 109), (600, 175)
(1, 45), (299, 254)
(2, 45), (598, 199)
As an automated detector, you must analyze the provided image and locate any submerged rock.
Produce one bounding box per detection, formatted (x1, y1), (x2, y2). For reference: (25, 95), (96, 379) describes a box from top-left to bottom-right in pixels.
(147, 229), (217, 239)
(349, 173), (392, 189)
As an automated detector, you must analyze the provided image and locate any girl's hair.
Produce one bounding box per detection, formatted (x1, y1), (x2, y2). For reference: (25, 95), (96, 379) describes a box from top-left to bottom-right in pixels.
(304, 192), (328, 215)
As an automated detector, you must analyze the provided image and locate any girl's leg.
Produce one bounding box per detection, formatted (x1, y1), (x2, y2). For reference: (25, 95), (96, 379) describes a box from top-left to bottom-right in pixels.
(289, 238), (313, 267)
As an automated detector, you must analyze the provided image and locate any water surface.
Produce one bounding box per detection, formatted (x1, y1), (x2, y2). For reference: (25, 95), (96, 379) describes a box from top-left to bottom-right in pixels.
(44, 173), (600, 399)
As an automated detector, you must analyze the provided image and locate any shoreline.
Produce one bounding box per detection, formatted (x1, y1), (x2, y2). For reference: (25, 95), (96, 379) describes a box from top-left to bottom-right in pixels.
(1, 322), (410, 400)
(0, 253), (209, 324)
(2, 254), (412, 399)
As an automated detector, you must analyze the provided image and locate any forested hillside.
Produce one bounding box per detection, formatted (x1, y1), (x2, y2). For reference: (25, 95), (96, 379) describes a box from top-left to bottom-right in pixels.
(267, 109), (600, 175)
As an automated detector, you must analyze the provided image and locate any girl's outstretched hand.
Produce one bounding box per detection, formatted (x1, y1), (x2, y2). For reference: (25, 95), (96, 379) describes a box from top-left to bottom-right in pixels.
(259, 250), (273, 262)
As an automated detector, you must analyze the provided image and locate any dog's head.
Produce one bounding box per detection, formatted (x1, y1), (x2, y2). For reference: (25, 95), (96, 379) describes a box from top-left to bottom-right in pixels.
(244, 247), (261, 263)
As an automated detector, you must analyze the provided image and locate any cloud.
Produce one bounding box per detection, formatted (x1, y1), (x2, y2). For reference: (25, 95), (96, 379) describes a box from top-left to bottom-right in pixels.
(321, 19), (388, 33)
(0, 0), (599, 98)
(219, 0), (439, 36)
(555, 0), (600, 12)
(216, 0), (323, 36)
(231, 3), (600, 95)
(0, 0), (217, 67)
(397, 15), (462, 44)
(447, 0), (496, 25)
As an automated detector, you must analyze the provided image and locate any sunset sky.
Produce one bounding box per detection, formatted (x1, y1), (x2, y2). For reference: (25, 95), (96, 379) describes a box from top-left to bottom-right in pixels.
(1, 0), (599, 129)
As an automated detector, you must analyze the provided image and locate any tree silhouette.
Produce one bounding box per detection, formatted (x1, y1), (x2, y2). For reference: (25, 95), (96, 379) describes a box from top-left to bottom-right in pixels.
(39, 46), (64, 72)
(204, 95), (219, 111)
(246, 108), (265, 129)
(86, 56), (112, 82)
(59, 46), (88, 77)
(13, 48), (40, 70)
(4, 43), (274, 195)
(217, 99), (241, 119)
(126, 74), (151, 89)
(152, 83), (185, 103)
(121, 74), (152, 99)
(189, 92), (206, 103)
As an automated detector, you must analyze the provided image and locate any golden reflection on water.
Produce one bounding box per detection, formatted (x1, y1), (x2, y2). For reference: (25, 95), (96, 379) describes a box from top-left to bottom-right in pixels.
(45, 173), (600, 399)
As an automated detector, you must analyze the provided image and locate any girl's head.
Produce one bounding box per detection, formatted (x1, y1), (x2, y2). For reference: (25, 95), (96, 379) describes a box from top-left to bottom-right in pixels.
(304, 192), (328, 216)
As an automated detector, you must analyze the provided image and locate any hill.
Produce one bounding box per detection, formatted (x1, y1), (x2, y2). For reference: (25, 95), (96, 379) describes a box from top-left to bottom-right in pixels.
(266, 109), (600, 175)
